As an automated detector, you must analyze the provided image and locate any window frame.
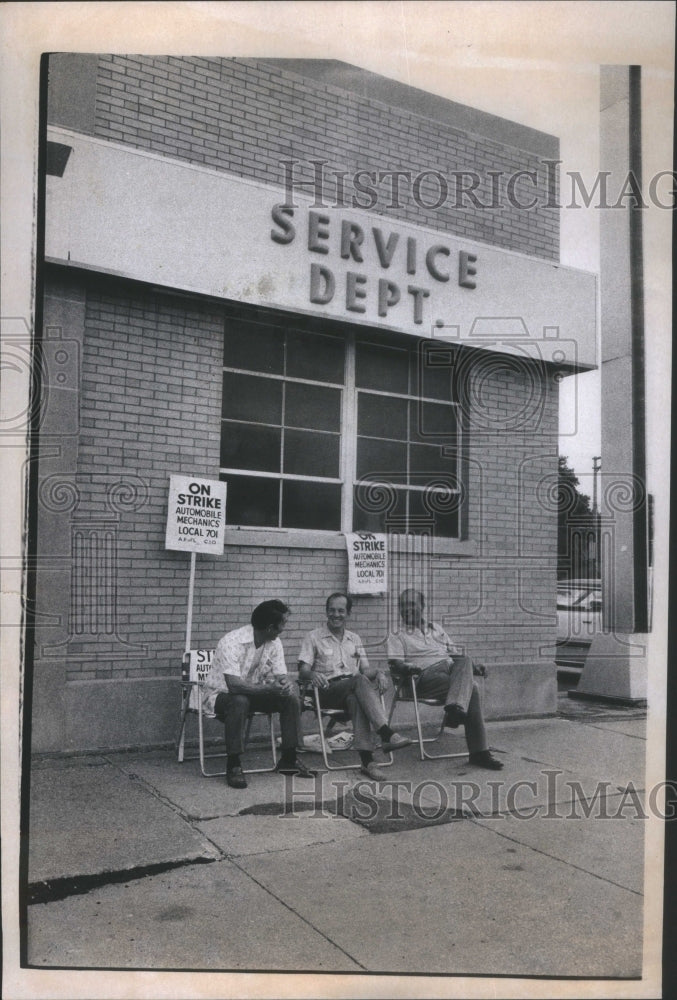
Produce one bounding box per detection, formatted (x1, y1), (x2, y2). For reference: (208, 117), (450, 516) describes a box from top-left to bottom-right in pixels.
(219, 307), (472, 552)
(352, 339), (462, 537)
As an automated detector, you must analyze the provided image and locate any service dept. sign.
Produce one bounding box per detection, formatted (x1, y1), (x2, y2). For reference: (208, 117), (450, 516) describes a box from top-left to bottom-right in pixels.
(46, 128), (597, 371)
(165, 475), (227, 554)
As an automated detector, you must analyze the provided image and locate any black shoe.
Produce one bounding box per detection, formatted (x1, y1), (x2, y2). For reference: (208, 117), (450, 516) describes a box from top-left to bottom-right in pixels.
(468, 750), (504, 770)
(275, 760), (318, 778)
(443, 704), (466, 729)
(226, 766), (248, 789)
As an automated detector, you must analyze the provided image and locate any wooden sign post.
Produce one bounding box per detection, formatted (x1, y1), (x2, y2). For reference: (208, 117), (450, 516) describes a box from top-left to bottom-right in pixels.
(165, 474), (226, 759)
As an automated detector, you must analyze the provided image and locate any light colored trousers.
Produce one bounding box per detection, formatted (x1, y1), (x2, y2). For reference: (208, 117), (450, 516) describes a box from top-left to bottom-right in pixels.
(415, 656), (488, 754)
(317, 673), (387, 751)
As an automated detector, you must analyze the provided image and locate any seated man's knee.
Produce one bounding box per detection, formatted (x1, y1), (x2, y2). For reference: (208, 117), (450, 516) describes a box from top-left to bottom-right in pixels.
(229, 694), (250, 711)
(453, 655), (474, 679)
(344, 691), (358, 713)
(222, 694), (250, 721)
(279, 690), (300, 708)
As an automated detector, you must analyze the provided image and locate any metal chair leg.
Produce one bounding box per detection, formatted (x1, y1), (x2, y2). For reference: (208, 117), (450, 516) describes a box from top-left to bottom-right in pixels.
(197, 692), (229, 776)
(386, 679), (404, 726)
(176, 684), (192, 763)
(312, 686), (360, 771)
(175, 680), (229, 774)
(240, 713), (278, 774)
(311, 686), (394, 771)
(410, 683), (467, 761)
(197, 697), (228, 778)
(184, 689), (278, 778)
(388, 677), (466, 762)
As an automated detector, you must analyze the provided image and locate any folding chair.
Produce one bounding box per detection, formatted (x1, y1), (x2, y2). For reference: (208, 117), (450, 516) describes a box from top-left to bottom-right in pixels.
(387, 665), (467, 762)
(176, 650), (277, 777)
(300, 682), (394, 772)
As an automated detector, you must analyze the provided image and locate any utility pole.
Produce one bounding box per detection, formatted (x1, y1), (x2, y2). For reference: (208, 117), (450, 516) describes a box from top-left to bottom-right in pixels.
(592, 456), (601, 515)
(572, 66), (647, 705)
(592, 455), (601, 578)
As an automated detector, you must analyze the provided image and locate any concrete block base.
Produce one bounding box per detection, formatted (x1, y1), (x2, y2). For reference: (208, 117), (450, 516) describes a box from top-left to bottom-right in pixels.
(570, 632), (648, 705)
(483, 660), (557, 719)
(31, 659), (558, 754)
(65, 677), (182, 753)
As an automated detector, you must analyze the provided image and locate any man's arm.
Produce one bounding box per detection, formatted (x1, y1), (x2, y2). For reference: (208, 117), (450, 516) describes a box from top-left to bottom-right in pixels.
(356, 641), (375, 678)
(388, 657), (423, 678)
(219, 635), (292, 697)
(297, 659), (328, 688)
(433, 623), (487, 676)
(355, 641), (389, 693)
(224, 672), (293, 697)
(385, 633), (422, 678)
(296, 632), (328, 689)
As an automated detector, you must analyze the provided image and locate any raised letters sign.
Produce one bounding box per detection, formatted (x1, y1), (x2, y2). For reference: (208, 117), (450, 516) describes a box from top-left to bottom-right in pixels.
(271, 204), (479, 324)
(45, 127), (597, 370)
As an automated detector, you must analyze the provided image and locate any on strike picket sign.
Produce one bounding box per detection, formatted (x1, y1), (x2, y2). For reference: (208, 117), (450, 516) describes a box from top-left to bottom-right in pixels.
(165, 475), (227, 554)
(345, 532), (388, 594)
(185, 648), (214, 709)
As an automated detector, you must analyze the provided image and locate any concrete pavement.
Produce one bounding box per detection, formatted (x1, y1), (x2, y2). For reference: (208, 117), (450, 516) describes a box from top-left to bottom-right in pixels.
(25, 697), (648, 979)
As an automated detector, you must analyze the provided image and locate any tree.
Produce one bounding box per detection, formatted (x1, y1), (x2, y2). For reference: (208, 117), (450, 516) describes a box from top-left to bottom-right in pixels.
(557, 456), (597, 579)
(558, 456), (592, 517)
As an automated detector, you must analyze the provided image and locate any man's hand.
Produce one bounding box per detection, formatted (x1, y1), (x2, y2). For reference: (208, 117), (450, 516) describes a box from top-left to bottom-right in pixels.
(390, 660), (423, 678)
(307, 671), (328, 689)
(297, 664), (328, 690)
(375, 671), (390, 695)
(473, 662), (488, 678)
(272, 675), (294, 695)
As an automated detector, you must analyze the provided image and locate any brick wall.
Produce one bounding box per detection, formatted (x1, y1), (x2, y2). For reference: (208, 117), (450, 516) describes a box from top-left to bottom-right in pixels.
(92, 55), (559, 261)
(62, 282), (224, 681)
(36, 55), (562, 749)
(54, 276), (557, 684)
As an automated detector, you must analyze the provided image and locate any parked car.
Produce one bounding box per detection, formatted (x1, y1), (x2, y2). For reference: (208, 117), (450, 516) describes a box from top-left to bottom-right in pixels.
(555, 579), (602, 674)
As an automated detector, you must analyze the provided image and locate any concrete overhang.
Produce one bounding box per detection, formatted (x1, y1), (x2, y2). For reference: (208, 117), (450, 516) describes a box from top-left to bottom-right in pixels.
(45, 127), (597, 373)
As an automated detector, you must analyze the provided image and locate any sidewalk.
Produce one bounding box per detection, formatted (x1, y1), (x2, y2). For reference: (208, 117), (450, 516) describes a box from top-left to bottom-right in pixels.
(25, 697), (648, 978)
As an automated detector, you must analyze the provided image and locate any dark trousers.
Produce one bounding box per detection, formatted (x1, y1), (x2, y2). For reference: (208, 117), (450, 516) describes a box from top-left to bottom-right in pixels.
(214, 690), (302, 755)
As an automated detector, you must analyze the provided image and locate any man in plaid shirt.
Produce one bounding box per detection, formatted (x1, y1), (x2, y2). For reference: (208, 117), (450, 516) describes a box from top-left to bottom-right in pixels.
(204, 599), (315, 788)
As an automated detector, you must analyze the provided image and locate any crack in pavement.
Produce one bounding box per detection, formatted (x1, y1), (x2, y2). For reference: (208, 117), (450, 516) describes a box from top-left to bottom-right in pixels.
(577, 722), (647, 741)
(466, 812), (645, 897)
(27, 857), (216, 905)
(103, 754), (219, 828)
(227, 855), (368, 971)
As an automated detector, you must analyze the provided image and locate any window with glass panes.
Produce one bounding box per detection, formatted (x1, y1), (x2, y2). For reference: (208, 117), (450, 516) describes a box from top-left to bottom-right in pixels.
(220, 315), (461, 537)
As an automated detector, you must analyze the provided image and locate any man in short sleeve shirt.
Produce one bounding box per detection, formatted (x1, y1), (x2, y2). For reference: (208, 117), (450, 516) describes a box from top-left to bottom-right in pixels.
(298, 592), (412, 780)
(386, 589), (503, 770)
(203, 599), (315, 788)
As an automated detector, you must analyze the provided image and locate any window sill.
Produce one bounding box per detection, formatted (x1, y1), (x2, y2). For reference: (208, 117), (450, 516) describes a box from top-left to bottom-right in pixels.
(222, 526), (478, 557)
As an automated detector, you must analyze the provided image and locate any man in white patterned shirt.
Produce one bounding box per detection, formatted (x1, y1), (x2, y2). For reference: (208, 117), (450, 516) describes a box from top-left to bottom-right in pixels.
(203, 599), (315, 788)
(298, 592), (412, 781)
(386, 589), (503, 770)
